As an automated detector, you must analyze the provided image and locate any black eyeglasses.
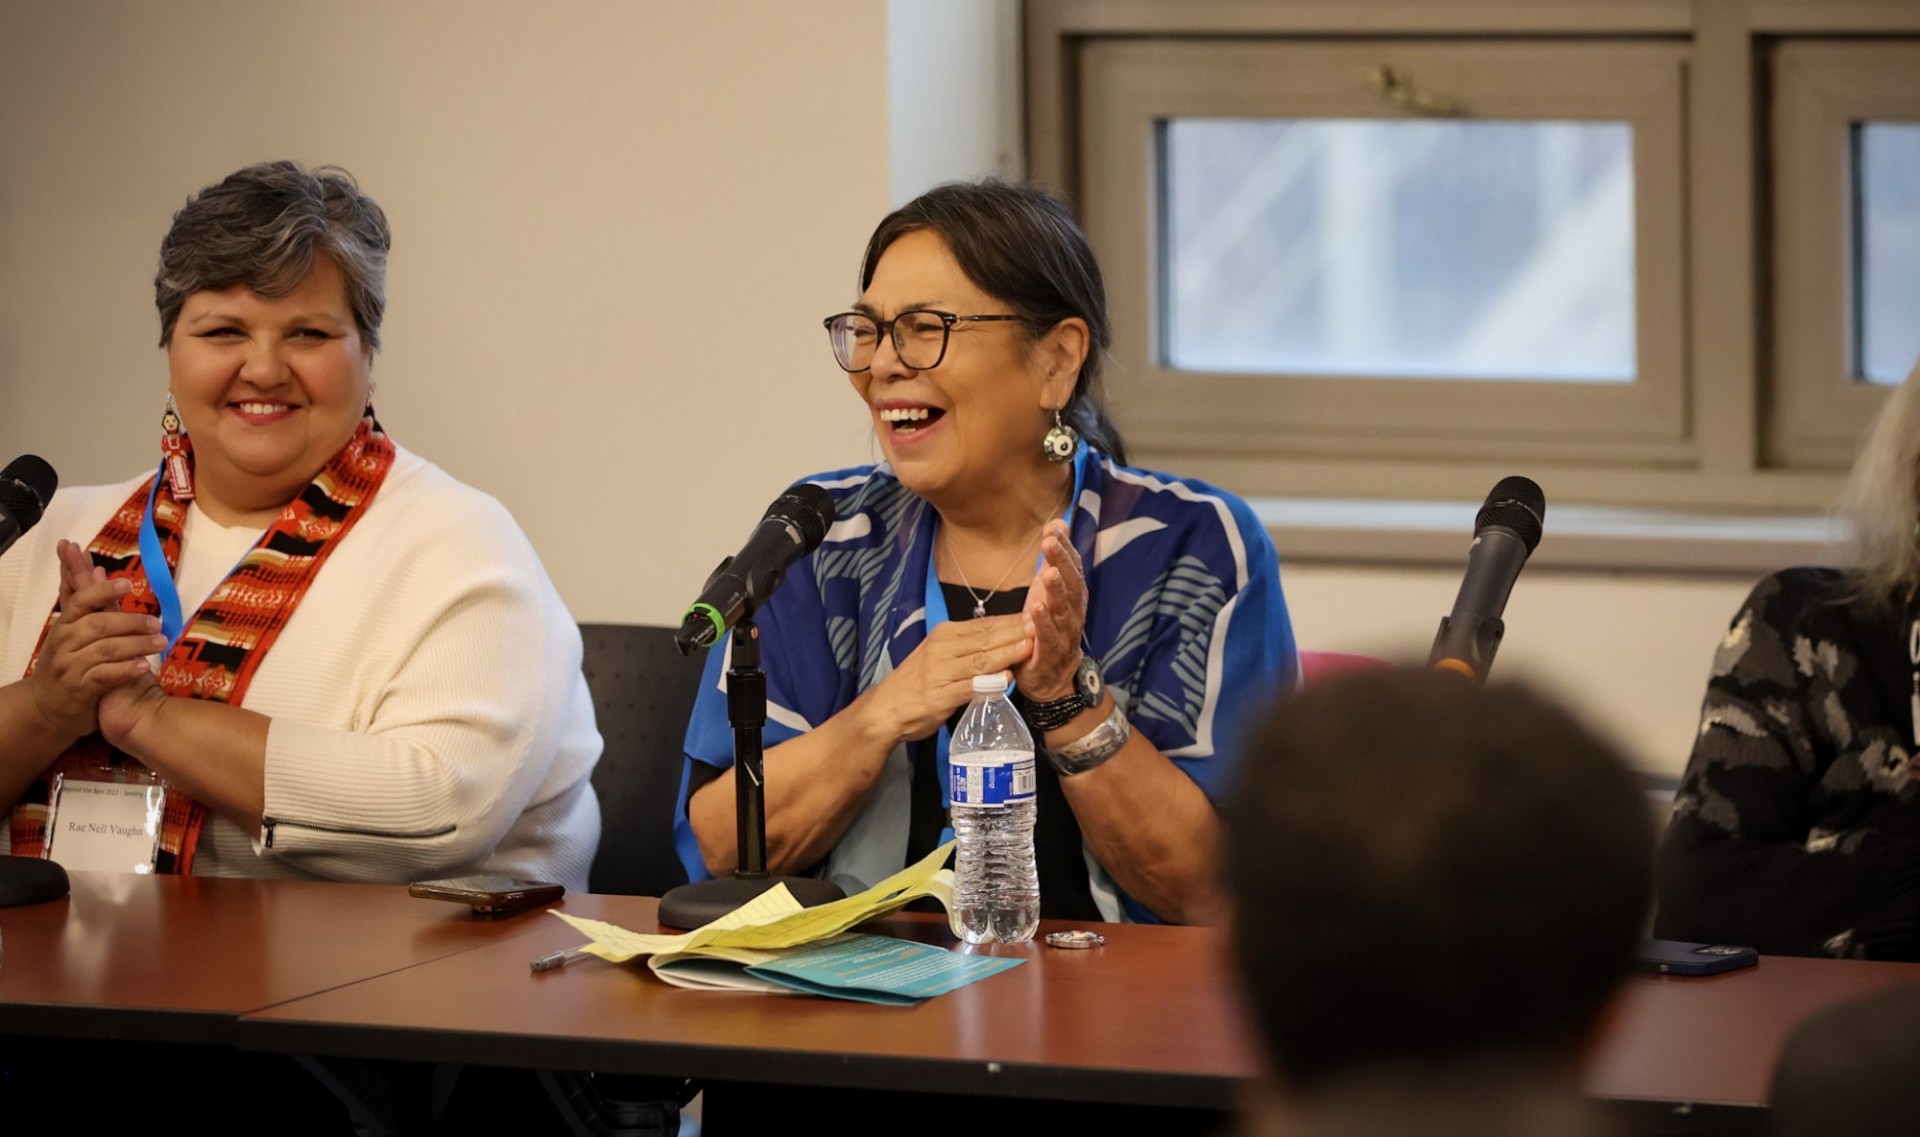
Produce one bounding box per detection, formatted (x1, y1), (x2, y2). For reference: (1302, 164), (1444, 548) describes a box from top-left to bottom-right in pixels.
(822, 309), (1023, 372)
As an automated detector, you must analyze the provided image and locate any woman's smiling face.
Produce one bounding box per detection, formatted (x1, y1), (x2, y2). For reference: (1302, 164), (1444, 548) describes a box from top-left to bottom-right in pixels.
(166, 255), (372, 521)
(848, 228), (1055, 504)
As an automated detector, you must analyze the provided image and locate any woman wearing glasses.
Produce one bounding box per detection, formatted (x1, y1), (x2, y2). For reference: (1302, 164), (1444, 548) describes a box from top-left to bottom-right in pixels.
(675, 180), (1297, 924)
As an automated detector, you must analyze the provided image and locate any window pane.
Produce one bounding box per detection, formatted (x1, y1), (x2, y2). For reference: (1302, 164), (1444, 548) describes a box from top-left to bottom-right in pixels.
(1162, 118), (1636, 382)
(1856, 122), (1920, 385)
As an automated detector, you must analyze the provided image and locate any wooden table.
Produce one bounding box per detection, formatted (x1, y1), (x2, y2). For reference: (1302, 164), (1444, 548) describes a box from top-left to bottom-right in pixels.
(241, 894), (1260, 1110)
(0, 870), (552, 1045)
(238, 890), (1920, 1117)
(1587, 954), (1920, 1107)
(8, 874), (1920, 1123)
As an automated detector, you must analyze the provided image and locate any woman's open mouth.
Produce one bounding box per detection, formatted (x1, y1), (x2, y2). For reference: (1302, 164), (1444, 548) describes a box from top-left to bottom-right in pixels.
(878, 405), (946, 442)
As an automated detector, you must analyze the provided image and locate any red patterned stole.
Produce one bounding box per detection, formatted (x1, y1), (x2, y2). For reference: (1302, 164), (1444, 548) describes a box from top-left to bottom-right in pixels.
(7, 416), (395, 872)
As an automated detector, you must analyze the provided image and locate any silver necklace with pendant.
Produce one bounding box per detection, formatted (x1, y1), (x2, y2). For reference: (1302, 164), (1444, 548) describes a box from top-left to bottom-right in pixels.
(947, 524), (1046, 618)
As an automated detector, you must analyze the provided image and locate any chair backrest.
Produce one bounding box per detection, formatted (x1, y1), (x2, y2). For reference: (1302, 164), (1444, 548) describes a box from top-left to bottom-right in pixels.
(1298, 650), (1393, 686)
(579, 623), (706, 896)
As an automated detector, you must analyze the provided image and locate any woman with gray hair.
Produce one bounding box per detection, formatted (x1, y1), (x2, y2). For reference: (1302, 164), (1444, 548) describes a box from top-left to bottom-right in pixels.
(0, 161), (600, 887)
(1657, 359), (1920, 960)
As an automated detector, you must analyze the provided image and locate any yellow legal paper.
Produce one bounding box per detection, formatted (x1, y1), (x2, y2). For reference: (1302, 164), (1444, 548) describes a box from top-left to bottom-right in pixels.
(552, 883), (803, 963)
(551, 840), (955, 964)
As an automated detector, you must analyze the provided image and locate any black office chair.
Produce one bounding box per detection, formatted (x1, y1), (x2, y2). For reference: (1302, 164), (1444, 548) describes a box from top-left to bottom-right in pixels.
(572, 625), (709, 1129)
(579, 623), (706, 897)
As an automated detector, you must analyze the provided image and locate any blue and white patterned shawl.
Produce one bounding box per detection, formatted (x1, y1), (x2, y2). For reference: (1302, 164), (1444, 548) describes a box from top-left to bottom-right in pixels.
(674, 443), (1298, 923)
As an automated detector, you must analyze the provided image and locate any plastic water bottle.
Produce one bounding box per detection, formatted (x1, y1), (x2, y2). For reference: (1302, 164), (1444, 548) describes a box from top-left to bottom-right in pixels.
(948, 673), (1040, 944)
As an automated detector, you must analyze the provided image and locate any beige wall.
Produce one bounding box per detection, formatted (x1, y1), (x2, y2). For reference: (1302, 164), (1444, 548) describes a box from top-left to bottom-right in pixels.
(1282, 564), (1755, 777)
(0, 0), (1767, 778)
(0, 0), (890, 624)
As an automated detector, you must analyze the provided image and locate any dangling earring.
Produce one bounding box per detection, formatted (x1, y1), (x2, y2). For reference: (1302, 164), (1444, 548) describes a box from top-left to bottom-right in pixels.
(1042, 408), (1079, 463)
(161, 392), (193, 501)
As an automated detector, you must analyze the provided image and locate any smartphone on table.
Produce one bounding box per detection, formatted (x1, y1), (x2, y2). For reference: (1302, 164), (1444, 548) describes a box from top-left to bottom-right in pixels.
(1635, 939), (1759, 976)
(408, 875), (565, 916)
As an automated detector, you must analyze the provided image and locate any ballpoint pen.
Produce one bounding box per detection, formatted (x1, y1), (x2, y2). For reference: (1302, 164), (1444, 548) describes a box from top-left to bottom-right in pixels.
(529, 947), (590, 973)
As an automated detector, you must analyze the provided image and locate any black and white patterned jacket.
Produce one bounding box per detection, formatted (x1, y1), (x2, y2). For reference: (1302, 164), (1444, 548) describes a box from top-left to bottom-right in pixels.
(1656, 568), (1920, 960)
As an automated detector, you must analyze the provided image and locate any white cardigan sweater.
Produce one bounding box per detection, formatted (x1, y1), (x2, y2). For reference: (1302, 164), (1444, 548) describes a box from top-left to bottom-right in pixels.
(0, 445), (601, 889)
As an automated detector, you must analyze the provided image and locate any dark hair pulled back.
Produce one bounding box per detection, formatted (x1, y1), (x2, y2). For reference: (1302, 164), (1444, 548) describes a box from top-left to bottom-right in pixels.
(858, 179), (1126, 464)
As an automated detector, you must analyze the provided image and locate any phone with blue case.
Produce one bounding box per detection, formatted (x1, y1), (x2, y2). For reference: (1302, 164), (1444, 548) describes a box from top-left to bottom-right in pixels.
(1636, 939), (1759, 975)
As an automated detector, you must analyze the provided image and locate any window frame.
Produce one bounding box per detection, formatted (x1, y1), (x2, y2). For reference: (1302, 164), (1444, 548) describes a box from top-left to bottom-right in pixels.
(1078, 37), (1689, 476)
(1026, 0), (1920, 517)
(1769, 38), (1920, 469)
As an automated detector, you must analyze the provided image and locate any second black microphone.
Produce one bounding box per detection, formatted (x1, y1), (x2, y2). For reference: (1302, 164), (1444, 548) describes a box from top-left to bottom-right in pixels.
(1428, 476), (1546, 683)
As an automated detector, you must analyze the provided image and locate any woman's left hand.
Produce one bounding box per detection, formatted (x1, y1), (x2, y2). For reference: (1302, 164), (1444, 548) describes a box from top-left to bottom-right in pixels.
(51, 543), (169, 750)
(1014, 519), (1087, 701)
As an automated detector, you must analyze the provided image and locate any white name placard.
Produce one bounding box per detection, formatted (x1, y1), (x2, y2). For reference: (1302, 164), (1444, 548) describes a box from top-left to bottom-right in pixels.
(44, 777), (164, 874)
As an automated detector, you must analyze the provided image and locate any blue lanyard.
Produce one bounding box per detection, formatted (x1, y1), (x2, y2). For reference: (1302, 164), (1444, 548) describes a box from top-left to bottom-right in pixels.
(921, 441), (1091, 809)
(138, 464), (187, 649)
(137, 464), (268, 651)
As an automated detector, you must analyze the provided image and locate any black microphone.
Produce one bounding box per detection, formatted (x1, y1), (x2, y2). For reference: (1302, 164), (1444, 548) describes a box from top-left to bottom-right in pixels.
(0, 456), (64, 906)
(0, 454), (57, 557)
(1428, 476), (1545, 683)
(675, 483), (836, 654)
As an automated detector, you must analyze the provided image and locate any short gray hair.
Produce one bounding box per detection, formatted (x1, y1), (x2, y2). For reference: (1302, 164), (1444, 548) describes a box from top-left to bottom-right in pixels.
(1839, 357), (1920, 606)
(155, 160), (391, 349)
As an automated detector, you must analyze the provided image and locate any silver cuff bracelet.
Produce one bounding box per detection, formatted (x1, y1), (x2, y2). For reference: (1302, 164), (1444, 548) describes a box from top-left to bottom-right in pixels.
(1045, 701), (1131, 777)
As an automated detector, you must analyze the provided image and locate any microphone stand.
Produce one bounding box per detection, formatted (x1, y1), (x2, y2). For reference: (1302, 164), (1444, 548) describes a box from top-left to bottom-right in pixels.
(657, 615), (845, 929)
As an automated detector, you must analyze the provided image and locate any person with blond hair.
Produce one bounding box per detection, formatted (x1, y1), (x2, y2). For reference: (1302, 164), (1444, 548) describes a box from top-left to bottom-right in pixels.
(1658, 361), (1920, 960)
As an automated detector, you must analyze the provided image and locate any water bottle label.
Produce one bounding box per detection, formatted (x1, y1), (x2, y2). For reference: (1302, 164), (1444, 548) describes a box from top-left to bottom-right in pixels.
(950, 751), (1037, 807)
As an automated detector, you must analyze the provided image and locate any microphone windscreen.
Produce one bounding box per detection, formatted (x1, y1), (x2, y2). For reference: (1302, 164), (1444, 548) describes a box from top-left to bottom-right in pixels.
(0, 454), (57, 530)
(766, 482), (836, 552)
(1475, 475), (1544, 553)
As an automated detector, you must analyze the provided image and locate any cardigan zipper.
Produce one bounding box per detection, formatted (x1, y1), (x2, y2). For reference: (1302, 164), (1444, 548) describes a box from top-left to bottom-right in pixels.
(261, 816), (456, 848)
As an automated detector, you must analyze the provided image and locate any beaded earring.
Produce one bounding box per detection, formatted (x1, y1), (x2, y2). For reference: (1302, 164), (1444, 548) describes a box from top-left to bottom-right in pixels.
(1043, 408), (1079, 463)
(161, 392), (193, 501)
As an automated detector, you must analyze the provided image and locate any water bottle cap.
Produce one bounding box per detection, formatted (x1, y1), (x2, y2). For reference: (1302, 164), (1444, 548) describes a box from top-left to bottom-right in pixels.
(971, 673), (1009, 694)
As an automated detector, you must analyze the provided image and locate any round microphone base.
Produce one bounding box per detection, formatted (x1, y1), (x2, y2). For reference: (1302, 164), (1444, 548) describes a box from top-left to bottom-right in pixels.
(657, 874), (845, 931)
(0, 855), (70, 908)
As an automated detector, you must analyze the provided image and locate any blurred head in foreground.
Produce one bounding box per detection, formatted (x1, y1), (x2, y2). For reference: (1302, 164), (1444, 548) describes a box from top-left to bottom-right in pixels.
(1227, 669), (1653, 1108)
(1769, 983), (1920, 1137)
